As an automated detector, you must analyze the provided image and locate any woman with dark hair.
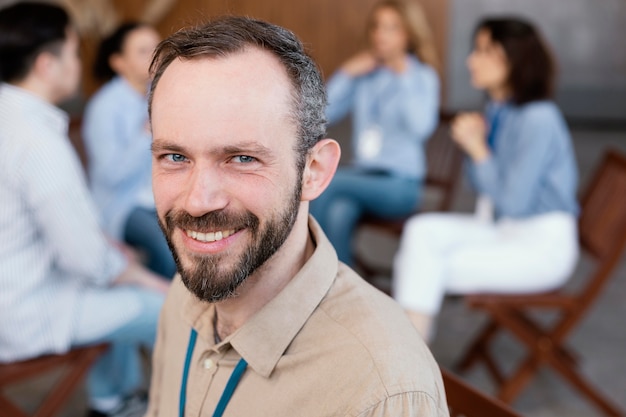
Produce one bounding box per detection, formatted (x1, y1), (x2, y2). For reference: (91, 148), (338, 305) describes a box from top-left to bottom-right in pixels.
(392, 18), (579, 341)
(83, 22), (176, 278)
(310, 0), (440, 266)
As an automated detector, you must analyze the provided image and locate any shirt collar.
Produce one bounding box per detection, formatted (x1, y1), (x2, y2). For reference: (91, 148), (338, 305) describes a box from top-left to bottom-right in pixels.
(180, 215), (338, 377)
(0, 83), (69, 135)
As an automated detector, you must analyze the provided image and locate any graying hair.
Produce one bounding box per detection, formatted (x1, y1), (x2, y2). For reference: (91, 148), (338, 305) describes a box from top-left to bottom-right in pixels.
(148, 16), (327, 173)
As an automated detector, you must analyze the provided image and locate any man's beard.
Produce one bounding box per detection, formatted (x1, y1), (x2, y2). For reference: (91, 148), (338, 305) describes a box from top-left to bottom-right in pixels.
(159, 184), (302, 303)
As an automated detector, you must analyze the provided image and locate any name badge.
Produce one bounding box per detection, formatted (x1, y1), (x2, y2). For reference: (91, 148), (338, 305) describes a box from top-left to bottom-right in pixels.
(357, 125), (383, 160)
(475, 194), (494, 223)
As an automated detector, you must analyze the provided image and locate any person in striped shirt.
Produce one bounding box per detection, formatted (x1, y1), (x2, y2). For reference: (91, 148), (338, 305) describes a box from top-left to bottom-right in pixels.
(0, 3), (169, 416)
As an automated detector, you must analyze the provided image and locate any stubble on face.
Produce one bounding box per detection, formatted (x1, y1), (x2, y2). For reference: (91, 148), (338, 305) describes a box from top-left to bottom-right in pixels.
(158, 183), (302, 303)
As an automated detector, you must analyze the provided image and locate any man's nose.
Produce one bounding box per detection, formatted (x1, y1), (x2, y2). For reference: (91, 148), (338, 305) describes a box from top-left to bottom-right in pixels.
(182, 165), (229, 217)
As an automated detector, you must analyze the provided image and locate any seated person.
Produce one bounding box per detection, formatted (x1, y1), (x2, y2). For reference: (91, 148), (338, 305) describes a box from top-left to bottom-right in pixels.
(82, 22), (176, 278)
(392, 17), (579, 341)
(145, 15), (448, 416)
(0, 4), (169, 416)
(310, 0), (440, 266)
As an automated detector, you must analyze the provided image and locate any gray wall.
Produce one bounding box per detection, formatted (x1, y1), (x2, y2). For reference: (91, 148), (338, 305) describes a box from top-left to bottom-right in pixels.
(446, 0), (626, 122)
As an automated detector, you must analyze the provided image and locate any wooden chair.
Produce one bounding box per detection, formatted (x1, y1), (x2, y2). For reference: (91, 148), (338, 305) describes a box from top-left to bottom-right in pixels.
(0, 344), (108, 417)
(353, 111), (464, 282)
(455, 149), (626, 416)
(441, 368), (523, 417)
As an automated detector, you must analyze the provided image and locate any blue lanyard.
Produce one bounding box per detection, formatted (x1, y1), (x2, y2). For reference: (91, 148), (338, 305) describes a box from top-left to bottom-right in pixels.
(179, 329), (248, 417)
(486, 105), (505, 150)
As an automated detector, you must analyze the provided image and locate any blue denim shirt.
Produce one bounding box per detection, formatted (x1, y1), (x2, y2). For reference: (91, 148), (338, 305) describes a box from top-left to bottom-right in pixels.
(468, 100), (579, 218)
(325, 55), (439, 179)
(82, 77), (154, 239)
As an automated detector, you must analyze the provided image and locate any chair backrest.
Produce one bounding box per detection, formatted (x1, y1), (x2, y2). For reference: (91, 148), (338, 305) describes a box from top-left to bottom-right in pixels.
(579, 149), (626, 261)
(441, 368), (523, 417)
(424, 111), (464, 212)
(575, 149), (626, 311)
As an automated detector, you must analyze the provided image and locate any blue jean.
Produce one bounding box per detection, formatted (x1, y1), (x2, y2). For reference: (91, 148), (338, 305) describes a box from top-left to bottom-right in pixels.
(72, 287), (164, 403)
(310, 167), (421, 265)
(124, 207), (177, 279)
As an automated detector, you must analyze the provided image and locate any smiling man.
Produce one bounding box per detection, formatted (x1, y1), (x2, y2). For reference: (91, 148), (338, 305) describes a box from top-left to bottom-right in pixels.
(146, 16), (448, 417)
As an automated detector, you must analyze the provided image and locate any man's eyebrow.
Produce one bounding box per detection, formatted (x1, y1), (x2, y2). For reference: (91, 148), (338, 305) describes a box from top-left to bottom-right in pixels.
(151, 140), (186, 154)
(222, 142), (275, 158)
(151, 140), (277, 159)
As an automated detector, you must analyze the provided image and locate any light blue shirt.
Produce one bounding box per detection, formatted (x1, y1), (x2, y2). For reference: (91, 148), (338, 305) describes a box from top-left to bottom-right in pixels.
(0, 84), (125, 361)
(326, 55), (440, 179)
(82, 76), (154, 239)
(468, 100), (579, 218)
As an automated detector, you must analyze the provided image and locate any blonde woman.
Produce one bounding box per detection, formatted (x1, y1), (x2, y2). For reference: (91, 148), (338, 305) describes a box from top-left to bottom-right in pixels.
(311, 0), (440, 266)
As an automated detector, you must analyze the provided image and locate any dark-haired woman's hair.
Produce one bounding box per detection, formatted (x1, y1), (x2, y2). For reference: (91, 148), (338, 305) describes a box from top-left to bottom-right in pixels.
(475, 18), (555, 105)
(93, 22), (145, 81)
(0, 2), (69, 83)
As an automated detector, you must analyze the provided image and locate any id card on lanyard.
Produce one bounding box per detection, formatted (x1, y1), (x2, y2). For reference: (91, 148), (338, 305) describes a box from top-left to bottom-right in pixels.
(357, 125), (383, 160)
(179, 329), (248, 417)
(357, 74), (397, 161)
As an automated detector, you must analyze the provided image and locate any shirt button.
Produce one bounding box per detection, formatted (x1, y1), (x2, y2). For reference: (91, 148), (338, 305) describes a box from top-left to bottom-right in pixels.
(203, 358), (214, 369)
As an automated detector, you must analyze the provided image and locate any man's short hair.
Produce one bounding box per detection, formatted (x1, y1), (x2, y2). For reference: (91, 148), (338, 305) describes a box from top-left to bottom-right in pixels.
(148, 16), (327, 174)
(0, 2), (70, 83)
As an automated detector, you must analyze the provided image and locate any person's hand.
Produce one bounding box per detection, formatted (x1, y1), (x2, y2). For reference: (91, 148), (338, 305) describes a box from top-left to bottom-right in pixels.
(340, 51), (379, 77)
(451, 112), (490, 162)
(113, 261), (171, 294)
(106, 237), (142, 263)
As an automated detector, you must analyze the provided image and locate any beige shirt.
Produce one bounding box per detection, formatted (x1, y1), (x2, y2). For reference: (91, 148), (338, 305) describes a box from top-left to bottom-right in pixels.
(146, 217), (448, 416)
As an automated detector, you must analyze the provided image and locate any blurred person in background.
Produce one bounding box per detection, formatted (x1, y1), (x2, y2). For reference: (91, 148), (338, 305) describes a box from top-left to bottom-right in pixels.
(310, 0), (440, 266)
(393, 17), (579, 341)
(83, 22), (176, 279)
(0, 4), (169, 416)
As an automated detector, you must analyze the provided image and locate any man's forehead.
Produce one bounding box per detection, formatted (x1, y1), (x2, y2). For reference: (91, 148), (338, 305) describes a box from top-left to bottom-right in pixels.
(152, 46), (295, 125)
(150, 45), (298, 145)
(157, 46), (291, 91)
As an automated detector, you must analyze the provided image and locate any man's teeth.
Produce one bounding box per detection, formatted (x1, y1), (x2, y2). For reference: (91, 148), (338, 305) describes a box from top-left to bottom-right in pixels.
(185, 229), (235, 242)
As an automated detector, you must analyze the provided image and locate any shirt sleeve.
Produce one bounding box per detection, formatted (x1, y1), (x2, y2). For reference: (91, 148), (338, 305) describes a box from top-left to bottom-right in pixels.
(355, 391), (449, 417)
(325, 70), (357, 125)
(19, 133), (126, 285)
(469, 107), (556, 217)
(395, 64), (440, 143)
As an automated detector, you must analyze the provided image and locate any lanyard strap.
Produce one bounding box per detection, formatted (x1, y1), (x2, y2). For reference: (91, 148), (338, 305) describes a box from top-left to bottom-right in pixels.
(179, 329), (248, 417)
(213, 357), (248, 417)
(486, 105), (505, 150)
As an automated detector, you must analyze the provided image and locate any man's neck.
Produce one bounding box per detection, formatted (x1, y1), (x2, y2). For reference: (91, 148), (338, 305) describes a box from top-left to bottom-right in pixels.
(213, 212), (315, 341)
(13, 77), (56, 105)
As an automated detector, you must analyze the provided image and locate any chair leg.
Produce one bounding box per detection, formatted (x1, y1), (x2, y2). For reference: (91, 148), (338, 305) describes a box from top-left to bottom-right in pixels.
(456, 320), (500, 373)
(34, 349), (104, 417)
(496, 355), (541, 403)
(546, 347), (624, 416)
(479, 308), (624, 416)
(0, 395), (29, 417)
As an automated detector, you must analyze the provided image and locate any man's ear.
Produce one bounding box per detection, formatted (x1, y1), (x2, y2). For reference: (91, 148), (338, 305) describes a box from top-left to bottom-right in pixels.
(32, 51), (56, 80)
(301, 138), (341, 202)
(109, 53), (124, 75)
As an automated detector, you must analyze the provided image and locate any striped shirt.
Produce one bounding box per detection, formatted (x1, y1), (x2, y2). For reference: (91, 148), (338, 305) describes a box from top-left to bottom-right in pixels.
(0, 83), (126, 362)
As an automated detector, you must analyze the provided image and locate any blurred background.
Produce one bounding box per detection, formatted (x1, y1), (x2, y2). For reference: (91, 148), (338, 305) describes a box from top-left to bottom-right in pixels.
(0, 0), (623, 124)
(0, 0), (624, 416)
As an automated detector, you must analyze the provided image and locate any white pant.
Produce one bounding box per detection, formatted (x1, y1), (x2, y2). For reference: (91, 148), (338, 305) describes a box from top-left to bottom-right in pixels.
(392, 211), (579, 315)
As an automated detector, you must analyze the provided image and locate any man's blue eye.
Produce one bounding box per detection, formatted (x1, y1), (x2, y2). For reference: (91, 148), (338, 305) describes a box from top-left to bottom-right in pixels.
(167, 154), (186, 162)
(233, 155), (256, 163)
